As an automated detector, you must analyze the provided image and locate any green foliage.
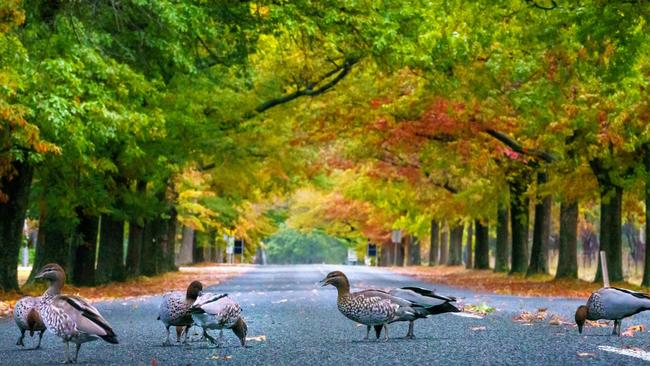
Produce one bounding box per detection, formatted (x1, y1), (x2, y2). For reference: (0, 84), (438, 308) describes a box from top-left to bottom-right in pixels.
(266, 225), (348, 264)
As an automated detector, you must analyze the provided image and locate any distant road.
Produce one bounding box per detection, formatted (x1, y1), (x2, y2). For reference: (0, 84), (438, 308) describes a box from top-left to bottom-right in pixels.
(1, 265), (649, 365)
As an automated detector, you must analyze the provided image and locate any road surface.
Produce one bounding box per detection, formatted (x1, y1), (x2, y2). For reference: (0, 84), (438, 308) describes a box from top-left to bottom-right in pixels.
(1, 265), (650, 365)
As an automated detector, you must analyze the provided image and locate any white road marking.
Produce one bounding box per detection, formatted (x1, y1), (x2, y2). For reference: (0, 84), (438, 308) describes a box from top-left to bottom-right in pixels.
(451, 312), (484, 319)
(598, 346), (650, 362)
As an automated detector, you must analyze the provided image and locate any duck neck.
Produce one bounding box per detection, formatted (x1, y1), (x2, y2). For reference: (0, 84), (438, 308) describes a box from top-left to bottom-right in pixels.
(335, 279), (351, 302)
(44, 278), (63, 299)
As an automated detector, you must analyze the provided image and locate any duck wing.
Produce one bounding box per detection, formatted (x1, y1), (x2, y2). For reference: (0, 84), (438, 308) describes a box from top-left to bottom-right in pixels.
(54, 295), (118, 343)
(610, 287), (650, 300)
(389, 288), (460, 315)
(400, 286), (457, 302)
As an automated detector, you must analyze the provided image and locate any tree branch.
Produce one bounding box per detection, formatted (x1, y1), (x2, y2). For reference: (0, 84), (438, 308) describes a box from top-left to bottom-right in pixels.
(245, 57), (359, 118)
(525, 0), (557, 10)
(484, 129), (556, 163)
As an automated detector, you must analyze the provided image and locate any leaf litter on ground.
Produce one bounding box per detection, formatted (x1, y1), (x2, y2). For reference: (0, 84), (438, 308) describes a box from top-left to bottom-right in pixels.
(622, 324), (645, 337)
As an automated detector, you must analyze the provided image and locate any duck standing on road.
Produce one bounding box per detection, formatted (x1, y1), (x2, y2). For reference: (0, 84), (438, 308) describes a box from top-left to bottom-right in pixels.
(374, 286), (461, 339)
(320, 271), (459, 341)
(157, 280), (203, 346)
(575, 287), (650, 336)
(14, 295), (46, 349)
(190, 293), (248, 347)
(35, 263), (118, 363)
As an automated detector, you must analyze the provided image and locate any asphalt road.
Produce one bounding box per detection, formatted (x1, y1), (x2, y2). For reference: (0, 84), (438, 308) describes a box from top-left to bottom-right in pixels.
(2, 265), (650, 365)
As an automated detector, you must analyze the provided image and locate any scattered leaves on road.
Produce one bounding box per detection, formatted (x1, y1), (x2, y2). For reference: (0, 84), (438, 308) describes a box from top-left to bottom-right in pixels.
(390, 266), (638, 299)
(513, 309), (547, 324)
(464, 303), (495, 316)
(586, 320), (610, 328)
(0, 301), (11, 318)
(622, 325), (645, 337)
(246, 335), (267, 342)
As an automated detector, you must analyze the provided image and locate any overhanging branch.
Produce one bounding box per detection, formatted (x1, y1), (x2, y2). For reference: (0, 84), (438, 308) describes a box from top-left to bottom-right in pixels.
(485, 129), (556, 163)
(245, 57), (359, 118)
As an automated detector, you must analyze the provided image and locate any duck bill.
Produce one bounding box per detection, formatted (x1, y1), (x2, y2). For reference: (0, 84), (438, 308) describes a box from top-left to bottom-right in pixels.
(319, 278), (330, 287)
(578, 324), (583, 334)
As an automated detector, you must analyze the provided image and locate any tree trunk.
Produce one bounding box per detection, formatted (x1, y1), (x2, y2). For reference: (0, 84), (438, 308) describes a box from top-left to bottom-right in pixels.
(510, 178), (530, 274)
(192, 232), (204, 263)
(410, 236), (421, 265)
(429, 220), (439, 266)
(126, 220), (144, 277)
(494, 204), (509, 273)
(163, 211), (178, 272)
(644, 173), (650, 285)
(140, 219), (155, 276)
(126, 180), (146, 278)
(448, 224), (463, 265)
(29, 202), (72, 283)
(0, 160), (33, 291)
(556, 201), (578, 279)
(440, 224), (448, 265)
(474, 220), (490, 269)
(403, 235), (411, 266)
(95, 215), (125, 284)
(70, 211), (98, 286)
(176, 226), (194, 265)
(595, 186), (624, 283)
(465, 223), (473, 269)
(528, 172), (551, 276)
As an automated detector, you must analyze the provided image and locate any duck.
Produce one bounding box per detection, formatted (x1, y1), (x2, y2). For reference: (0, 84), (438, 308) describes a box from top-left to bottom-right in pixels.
(157, 280), (203, 346)
(320, 270), (416, 340)
(575, 287), (650, 336)
(374, 286), (461, 339)
(190, 292), (247, 347)
(14, 296), (46, 349)
(35, 263), (118, 363)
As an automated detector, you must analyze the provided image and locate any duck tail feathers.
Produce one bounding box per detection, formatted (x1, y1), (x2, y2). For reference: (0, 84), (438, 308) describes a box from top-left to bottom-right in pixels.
(427, 302), (461, 315)
(101, 334), (119, 344)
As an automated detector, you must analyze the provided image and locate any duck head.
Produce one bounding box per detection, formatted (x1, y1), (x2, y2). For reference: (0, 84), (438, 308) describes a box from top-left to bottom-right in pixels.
(319, 271), (350, 290)
(575, 305), (588, 334)
(35, 263), (65, 283)
(232, 318), (248, 347)
(186, 281), (203, 301)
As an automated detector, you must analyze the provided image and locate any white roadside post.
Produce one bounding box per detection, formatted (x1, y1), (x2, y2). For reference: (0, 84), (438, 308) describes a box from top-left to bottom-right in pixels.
(600, 250), (610, 288)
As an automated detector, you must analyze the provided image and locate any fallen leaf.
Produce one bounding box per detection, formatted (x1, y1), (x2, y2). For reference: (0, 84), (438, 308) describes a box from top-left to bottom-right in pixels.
(246, 335), (267, 342)
(463, 303), (495, 316)
(513, 310), (547, 324)
(585, 320), (610, 328)
(549, 314), (572, 326)
(471, 326), (486, 331)
(577, 352), (596, 357)
(622, 324), (645, 337)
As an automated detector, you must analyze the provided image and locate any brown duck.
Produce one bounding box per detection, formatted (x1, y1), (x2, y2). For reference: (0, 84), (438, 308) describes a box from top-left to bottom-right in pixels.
(320, 271), (459, 340)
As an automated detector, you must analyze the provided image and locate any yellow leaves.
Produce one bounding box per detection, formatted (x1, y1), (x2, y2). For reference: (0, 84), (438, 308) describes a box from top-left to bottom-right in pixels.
(622, 324), (645, 337)
(0, 0), (25, 33)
